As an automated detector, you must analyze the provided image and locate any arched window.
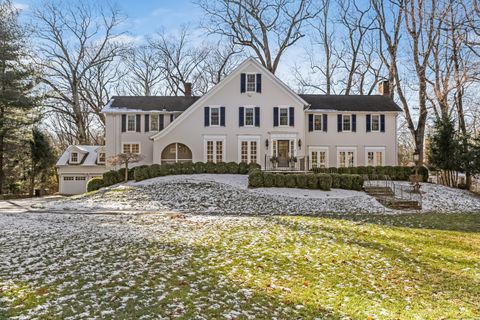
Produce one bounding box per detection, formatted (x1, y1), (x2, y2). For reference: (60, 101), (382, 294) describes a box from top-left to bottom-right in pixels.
(161, 143), (192, 164)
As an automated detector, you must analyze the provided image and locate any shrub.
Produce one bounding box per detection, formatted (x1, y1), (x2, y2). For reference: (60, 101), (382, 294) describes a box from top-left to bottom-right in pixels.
(134, 165), (150, 181)
(117, 168), (134, 181)
(263, 173), (275, 187)
(216, 162), (227, 174)
(149, 164), (161, 178)
(295, 174), (308, 188)
(171, 162), (183, 174)
(337, 167), (349, 174)
(330, 173), (341, 188)
(328, 167), (338, 174)
(274, 174), (286, 187)
(350, 174), (364, 190)
(238, 162), (249, 174)
(194, 162), (206, 174)
(248, 171), (264, 188)
(226, 162), (239, 174)
(87, 178), (104, 192)
(158, 164), (172, 176)
(316, 173), (332, 191)
(284, 174), (297, 188)
(204, 162), (216, 173)
(418, 166), (429, 182)
(339, 174), (353, 189)
(180, 162), (195, 174)
(248, 162), (261, 172)
(306, 174), (318, 189)
(103, 170), (122, 186)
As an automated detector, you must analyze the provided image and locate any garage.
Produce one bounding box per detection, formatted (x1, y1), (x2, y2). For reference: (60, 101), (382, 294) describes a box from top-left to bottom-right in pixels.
(59, 175), (88, 195)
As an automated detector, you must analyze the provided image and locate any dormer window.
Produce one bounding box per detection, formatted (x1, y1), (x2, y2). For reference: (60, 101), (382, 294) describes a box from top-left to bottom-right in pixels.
(246, 74), (256, 92)
(70, 152), (78, 163)
(98, 152), (106, 164)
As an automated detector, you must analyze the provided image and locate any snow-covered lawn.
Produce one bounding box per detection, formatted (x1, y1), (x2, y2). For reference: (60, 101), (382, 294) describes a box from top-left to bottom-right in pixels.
(41, 174), (480, 214)
(1, 211), (479, 319)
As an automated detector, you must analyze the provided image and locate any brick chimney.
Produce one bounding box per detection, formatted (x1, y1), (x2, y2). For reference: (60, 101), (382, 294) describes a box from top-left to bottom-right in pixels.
(379, 80), (390, 96)
(184, 82), (192, 97)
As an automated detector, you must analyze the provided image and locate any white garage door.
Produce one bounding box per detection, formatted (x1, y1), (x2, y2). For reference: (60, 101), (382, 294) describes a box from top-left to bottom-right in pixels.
(60, 175), (87, 195)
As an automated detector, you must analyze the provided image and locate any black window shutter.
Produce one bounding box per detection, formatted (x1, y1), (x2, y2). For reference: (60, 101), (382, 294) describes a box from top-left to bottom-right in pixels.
(337, 115), (342, 132)
(239, 107), (244, 127)
(308, 114), (313, 132)
(240, 73), (246, 93)
(352, 114), (357, 132)
(159, 114), (164, 130)
(289, 107), (294, 127)
(136, 114), (141, 132)
(366, 114), (371, 132)
(220, 106), (226, 126)
(256, 74), (262, 93)
(170, 114), (174, 122)
(204, 107), (210, 127)
(121, 114), (126, 132)
(144, 115), (149, 132)
(380, 114), (385, 132)
(323, 114), (328, 132)
(254, 107), (260, 127)
(273, 107), (279, 127)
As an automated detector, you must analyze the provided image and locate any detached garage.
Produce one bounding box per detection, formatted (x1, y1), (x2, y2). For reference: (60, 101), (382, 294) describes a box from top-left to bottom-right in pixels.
(56, 145), (107, 195)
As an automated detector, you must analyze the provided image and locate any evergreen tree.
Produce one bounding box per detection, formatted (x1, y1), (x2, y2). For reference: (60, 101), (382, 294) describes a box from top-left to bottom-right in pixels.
(29, 128), (56, 195)
(0, 0), (37, 194)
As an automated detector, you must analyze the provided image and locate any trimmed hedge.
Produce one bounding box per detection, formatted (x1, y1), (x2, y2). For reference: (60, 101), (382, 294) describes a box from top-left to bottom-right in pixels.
(313, 165), (428, 182)
(248, 171), (363, 191)
(87, 178), (104, 192)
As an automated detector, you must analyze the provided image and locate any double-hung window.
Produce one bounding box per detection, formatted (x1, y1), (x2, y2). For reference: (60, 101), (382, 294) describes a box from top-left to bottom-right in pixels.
(123, 143), (140, 154)
(314, 115), (322, 131)
(245, 107), (254, 126)
(371, 114), (380, 132)
(342, 115), (352, 131)
(279, 108), (289, 126)
(70, 152), (78, 163)
(210, 107), (220, 126)
(246, 74), (256, 92)
(98, 152), (106, 164)
(151, 115), (159, 131)
(127, 115), (136, 132)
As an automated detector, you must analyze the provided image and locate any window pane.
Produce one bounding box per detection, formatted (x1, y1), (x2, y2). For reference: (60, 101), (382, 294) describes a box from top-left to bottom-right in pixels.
(247, 74), (256, 92)
(348, 152), (354, 167)
(368, 152), (374, 166)
(211, 108), (219, 126)
(207, 141), (214, 162)
(376, 152), (383, 166)
(98, 153), (105, 163)
(280, 108), (288, 126)
(245, 108), (254, 126)
(131, 144), (140, 154)
(372, 115), (380, 131)
(314, 115), (322, 130)
(319, 152), (326, 168)
(216, 141), (223, 162)
(123, 144), (130, 153)
(250, 141), (257, 163)
(127, 115), (135, 131)
(71, 153), (78, 162)
(339, 152), (346, 168)
(311, 151), (318, 168)
(241, 141), (248, 163)
(343, 115), (351, 131)
(151, 115), (158, 131)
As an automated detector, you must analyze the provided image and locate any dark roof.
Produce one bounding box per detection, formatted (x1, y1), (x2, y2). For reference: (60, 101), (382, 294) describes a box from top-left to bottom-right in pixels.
(300, 94), (402, 112)
(109, 96), (200, 112)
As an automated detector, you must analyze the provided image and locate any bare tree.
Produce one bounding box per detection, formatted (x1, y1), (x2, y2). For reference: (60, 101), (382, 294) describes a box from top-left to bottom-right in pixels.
(108, 153), (143, 182)
(150, 27), (209, 96)
(198, 0), (321, 74)
(33, 0), (125, 144)
(122, 45), (164, 96)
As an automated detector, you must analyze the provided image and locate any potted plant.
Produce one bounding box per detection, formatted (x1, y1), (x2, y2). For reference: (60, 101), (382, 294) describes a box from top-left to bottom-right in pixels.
(289, 156), (297, 169)
(270, 156), (278, 169)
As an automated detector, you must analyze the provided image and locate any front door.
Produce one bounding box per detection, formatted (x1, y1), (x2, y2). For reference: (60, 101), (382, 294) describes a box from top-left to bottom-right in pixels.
(277, 140), (290, 167)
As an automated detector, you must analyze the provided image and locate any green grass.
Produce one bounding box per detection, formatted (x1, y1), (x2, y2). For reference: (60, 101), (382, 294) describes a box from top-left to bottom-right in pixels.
(1, 212), (479, 319)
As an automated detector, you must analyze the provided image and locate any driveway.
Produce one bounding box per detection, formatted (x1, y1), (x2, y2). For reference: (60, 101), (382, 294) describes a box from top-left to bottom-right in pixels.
(0, 196), (64, 213)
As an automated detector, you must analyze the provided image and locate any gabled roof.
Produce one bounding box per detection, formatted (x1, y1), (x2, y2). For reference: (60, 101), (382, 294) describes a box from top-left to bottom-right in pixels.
(103, 96), (200, 113)
(301, 94), (402, 112)
(56, 145), (105, 167)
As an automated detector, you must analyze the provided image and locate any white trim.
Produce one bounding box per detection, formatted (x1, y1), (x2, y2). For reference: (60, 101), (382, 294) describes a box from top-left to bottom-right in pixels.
(365, 146), (386, 166)
(150, 58), (308, 141)
(336, 146), (357, 168)
(70, 152), (79, 164)
(312, 114), (323, 131)
(370, 114), (381, 132)
(237, 135), (260, 163)
(208, 105), (222, 127)
(245, 73), (257, 93)
(308, 146), (329, 168)
(97, 151), (106, 164)
(340, 114), (352, 132)
(203, 135), (226, 163)
(122, 142), (141, 154)
(242, 105), (256, 127)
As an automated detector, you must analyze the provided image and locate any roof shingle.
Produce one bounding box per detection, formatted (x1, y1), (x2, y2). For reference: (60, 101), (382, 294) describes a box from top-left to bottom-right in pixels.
(107, 96), (200, 112)
(300, 94), (402, 112)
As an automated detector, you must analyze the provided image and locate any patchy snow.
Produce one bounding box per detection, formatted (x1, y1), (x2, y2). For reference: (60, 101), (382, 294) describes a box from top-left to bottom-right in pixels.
(34, 174), (480, 214)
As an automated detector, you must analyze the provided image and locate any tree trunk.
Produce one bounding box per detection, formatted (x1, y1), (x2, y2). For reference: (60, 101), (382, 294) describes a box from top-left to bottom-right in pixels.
(0, 131), (3, 195)
(124, 161), (129, 182)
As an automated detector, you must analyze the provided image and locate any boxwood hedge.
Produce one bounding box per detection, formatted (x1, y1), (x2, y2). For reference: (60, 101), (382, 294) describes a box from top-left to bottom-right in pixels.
(313, 165), (428, 182)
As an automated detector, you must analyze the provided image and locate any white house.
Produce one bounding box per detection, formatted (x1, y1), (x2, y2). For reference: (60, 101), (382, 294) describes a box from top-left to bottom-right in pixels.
(57, 58), (402, 194)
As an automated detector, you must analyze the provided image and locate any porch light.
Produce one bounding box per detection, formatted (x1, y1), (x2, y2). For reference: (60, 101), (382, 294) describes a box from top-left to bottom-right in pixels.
(265, 139), (269, 149)
(298, 139), (302, 149)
